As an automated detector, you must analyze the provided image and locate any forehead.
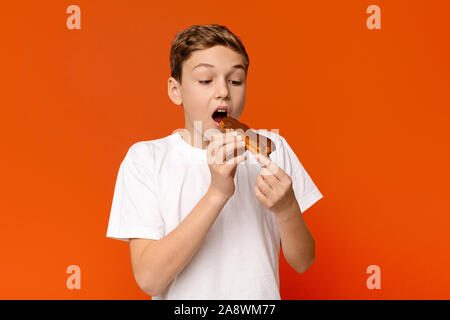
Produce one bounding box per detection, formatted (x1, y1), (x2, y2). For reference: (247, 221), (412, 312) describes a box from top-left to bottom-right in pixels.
(184, 46), (246, 72)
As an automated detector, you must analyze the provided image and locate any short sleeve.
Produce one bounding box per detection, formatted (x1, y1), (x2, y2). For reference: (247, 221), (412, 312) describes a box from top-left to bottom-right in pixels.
(278, 137), (323, 214)
(106, 143), (165, 243)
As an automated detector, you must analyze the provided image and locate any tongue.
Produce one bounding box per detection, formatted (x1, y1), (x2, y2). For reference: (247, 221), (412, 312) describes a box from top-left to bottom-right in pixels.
(213, 113), (227, 122)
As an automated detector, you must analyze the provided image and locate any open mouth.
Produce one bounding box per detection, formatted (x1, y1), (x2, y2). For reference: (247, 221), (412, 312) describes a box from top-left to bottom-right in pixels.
(212, 109), (228, 123)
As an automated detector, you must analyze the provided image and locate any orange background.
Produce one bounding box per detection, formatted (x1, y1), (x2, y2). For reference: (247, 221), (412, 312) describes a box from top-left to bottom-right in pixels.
(1, 0), (449, 299)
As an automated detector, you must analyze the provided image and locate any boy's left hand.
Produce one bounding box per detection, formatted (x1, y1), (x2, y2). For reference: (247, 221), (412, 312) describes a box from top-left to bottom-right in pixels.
(254, 153), (297, 215)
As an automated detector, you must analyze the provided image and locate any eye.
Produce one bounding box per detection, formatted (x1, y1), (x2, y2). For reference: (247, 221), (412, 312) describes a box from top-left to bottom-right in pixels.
(198, 80), (242, 85)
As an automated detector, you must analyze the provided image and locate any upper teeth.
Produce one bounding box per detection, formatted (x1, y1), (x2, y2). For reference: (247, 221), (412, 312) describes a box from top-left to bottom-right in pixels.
(217, 110), (226, 113)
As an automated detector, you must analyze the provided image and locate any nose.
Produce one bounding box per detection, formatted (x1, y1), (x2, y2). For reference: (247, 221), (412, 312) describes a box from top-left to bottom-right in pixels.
(214, 78), (230, 100)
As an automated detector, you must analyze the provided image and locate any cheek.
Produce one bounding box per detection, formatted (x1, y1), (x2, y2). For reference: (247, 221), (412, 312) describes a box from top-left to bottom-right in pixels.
(231, 84), (246, 96)
(184, 87), (207, 104)
(184, 96), (210, 118)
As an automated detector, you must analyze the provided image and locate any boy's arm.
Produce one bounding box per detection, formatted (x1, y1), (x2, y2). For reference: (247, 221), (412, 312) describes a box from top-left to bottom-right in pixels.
(130, 187), (229, 296)
(254, 153), (315, 274)
(131, 132), (244, 296)
(275, 201), (315, 274)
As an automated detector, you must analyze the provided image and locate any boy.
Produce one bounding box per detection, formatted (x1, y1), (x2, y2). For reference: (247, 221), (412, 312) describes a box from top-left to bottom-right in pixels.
(106, 24), (323, 299)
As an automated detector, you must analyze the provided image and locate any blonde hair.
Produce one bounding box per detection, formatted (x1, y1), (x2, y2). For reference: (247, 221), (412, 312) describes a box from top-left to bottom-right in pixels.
(170, 24), (249, 85)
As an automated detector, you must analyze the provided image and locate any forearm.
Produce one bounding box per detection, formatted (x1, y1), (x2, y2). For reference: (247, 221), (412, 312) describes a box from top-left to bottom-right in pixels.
(140, 187), (228, 295)
(275, 201), (315, 273)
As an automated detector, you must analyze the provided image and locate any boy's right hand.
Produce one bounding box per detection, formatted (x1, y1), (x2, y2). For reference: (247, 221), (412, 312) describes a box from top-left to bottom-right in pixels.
(207, 131), (247, 201)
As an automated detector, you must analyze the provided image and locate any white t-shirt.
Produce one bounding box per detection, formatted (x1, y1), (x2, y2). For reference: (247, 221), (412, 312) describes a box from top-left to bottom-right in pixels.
(106, 130), (323, 300)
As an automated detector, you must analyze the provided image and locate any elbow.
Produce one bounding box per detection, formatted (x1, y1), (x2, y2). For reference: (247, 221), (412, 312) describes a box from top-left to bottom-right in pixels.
(130, 239), (167, 297)
(143, 284), (162, 297)
(297, 238), (316, 274)
(295, 250), (315, 274)
(138, 277), (163, 297)
(134, 270), (164, 297)
(296, 256), (315, 274)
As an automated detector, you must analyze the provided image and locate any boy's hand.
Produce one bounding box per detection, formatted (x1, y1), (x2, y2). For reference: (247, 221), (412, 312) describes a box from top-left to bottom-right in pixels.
(254, 153), (297, 215)
(207, 131), (247, 201)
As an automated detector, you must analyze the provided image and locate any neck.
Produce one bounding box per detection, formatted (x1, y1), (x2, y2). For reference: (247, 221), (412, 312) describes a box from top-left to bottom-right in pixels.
(179, 128), (210, 150)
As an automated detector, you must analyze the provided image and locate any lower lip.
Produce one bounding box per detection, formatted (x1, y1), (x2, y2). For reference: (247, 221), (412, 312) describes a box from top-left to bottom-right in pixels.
(212, 118), (221, 128)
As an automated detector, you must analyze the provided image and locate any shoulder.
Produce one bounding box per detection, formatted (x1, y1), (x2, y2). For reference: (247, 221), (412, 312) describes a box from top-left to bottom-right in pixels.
(124, 134), (173, 168)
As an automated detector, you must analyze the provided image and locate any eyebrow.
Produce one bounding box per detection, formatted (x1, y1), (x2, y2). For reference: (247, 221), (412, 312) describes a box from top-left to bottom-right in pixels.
(192, 63), (246, 72)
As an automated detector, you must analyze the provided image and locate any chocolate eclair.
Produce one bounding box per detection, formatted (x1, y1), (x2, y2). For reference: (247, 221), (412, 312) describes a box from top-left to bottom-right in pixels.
(219, 116), (273, 157)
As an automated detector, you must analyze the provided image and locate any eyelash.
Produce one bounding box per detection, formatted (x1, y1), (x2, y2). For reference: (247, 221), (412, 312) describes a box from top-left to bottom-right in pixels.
(199, 80), (242, 86)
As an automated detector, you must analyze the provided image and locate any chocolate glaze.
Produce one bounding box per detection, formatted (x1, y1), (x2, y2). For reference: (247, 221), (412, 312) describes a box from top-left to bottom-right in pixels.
(219, 116), (274, 156)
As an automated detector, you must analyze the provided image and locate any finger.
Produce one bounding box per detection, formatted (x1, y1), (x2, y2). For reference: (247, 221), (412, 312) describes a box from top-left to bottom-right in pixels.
(255, 153), (284, 181)
(220, 141), (246, 164)
(210, 131), (241, 147)
(216, 139), (246, 164)
(224, 137), (246, 159)
(254, 181), (268, 200)
(256, 173), (273, 195)
(208, 132), (241, 160)
(225, 153), (247, 165)
(260, 167), (277, 189)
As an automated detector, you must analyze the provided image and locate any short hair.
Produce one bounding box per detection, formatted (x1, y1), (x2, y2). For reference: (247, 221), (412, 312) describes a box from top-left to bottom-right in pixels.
(170, 24), (249, 85)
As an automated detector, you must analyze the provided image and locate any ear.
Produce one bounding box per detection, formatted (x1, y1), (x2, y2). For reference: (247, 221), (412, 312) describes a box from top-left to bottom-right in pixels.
(168, 77), (183, 106)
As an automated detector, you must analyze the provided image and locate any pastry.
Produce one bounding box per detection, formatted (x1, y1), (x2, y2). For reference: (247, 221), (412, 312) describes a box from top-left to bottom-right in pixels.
(219, 116), (273, 156)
